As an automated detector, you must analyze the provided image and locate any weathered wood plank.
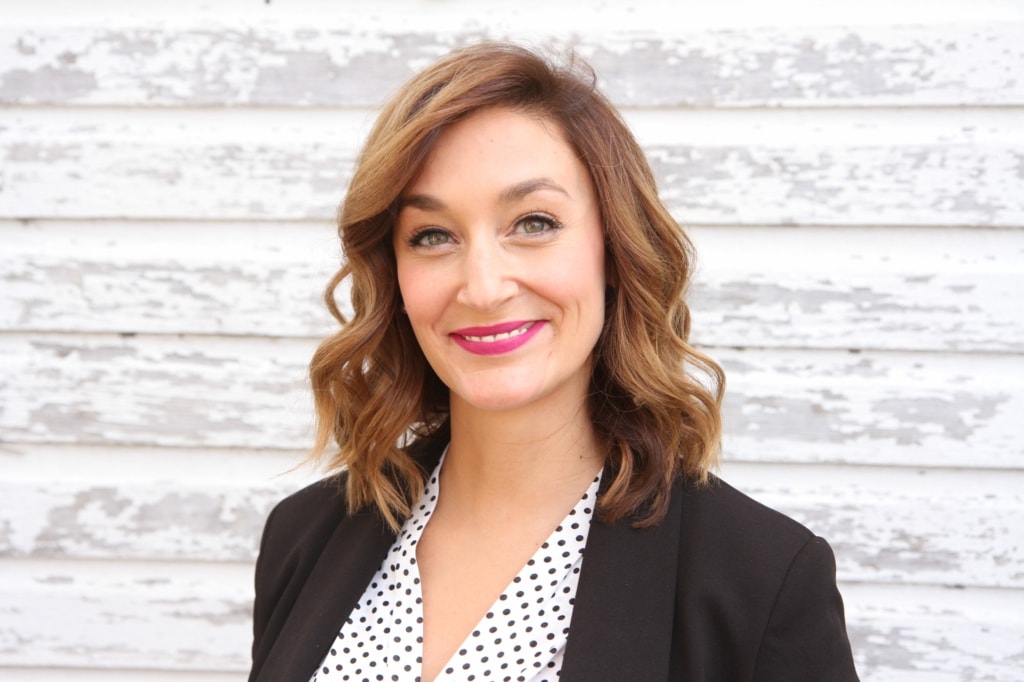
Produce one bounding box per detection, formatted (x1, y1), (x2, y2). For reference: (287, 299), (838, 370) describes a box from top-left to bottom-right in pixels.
(841, 583), (1024, 681)
(688, 225), (1024, 353)
(0, 219), (336, 338)
(2, 110), (1021, 226)
(1, 670), (239, 681)
(2, 451), (1022, 590)
(718, 348), (1024, 469)
(1, 4), (1019, 681)
(723, 462), (1024, 589)
(2, 335), (1020, 468)
(0, 220), (339, 338)
(2, 21), (1021, 107)
(0, 559), (253, 671)
(4, 221), (1021, 352)
(0, 445), (312, 563)
(2, 559), (1021, 679)
(6, 0), (1020, 27)
(0, 333), (317, 449)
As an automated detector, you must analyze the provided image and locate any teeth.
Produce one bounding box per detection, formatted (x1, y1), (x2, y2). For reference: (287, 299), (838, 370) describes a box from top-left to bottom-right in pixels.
(462, 323), (533, 343)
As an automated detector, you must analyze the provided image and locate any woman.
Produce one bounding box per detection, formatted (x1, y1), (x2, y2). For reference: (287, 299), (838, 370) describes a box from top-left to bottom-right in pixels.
(249, 42), (858, 682)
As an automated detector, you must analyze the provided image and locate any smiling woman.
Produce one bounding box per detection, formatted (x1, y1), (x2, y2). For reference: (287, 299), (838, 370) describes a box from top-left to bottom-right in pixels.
(394, 108), (607, 418)
(248, 42), (859, 682)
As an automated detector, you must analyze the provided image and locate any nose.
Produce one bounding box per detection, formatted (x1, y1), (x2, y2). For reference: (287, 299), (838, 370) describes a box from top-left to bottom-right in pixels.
(456, 237), (517, 312)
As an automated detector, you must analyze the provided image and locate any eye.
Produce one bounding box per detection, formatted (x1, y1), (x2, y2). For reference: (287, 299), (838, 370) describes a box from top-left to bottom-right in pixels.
(514, 213), (561, 235)
(409, 228), (453, 247)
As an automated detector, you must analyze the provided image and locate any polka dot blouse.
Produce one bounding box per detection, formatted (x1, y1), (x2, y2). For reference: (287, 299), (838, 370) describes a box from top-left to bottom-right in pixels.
(311, 453), (602, 682)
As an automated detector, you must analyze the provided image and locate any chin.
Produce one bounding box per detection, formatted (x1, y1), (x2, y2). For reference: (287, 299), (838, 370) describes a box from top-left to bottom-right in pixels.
(460, 392), (540, 413)
(452, 379), (549, 413)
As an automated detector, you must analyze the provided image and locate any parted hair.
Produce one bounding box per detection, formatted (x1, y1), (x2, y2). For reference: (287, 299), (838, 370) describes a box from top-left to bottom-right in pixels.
(309, 41), (725, 531)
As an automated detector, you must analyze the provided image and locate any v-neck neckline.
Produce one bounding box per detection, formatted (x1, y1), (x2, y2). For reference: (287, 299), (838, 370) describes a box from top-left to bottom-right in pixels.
(312, 452), (602, 682)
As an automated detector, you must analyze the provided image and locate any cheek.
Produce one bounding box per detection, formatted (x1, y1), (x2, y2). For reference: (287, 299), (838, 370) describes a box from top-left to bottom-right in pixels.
(578, 241), (609, 330)
(396, 261), (445, 326)
(570, 235), (607, 301)
(543, 252), (606, 327)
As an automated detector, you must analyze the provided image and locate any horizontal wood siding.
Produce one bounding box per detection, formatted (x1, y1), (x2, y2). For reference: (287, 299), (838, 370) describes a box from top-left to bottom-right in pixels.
(4, 221), (1022, 350)
(3, 110), (1022, 225)
(4, 560), (1022, 678)
(4, 451), (1021, 586)
(2, 337), (1021, 468)
(2, 2), (1022, 680)
(3, 23), (1022, 108)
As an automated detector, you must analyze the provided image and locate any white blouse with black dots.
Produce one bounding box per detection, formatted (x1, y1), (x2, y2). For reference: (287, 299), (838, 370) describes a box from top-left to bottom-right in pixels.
(311, 453), (602, 682)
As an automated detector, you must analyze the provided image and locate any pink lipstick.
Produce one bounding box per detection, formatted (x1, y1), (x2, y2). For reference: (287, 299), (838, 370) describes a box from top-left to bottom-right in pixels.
(451, 320), (545, 356)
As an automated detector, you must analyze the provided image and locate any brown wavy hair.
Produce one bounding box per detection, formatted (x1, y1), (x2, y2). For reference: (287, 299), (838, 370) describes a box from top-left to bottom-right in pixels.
(309, 41), (725, 531)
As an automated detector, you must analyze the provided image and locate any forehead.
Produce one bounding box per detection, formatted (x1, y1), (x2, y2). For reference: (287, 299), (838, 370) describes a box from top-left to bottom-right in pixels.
(404, 107), (590, 197)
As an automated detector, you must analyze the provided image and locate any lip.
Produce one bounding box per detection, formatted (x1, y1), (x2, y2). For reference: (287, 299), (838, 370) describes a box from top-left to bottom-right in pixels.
(450, 320), (546, 356)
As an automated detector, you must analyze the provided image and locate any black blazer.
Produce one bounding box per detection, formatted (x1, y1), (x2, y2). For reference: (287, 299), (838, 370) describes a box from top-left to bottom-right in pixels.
(249, 445), (858, 682)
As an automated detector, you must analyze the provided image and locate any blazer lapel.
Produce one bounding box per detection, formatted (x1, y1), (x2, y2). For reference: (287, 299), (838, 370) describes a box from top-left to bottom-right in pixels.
(256, 507), (397, 682)
(559, 482), (683, 681)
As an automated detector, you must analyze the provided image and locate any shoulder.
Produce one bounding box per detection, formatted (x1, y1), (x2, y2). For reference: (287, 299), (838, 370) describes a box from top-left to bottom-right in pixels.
(255, 474), (349, 568)
(257, 474), (352, 580)
(251, 474), (350, 669)
(669, 475), (857, 680)
(257, 436), (444, 576)
(677, 473), (815, 552)
(254, 471), (362, 607)
(262, 474), (350, 547)
(674, 473), (829, 598)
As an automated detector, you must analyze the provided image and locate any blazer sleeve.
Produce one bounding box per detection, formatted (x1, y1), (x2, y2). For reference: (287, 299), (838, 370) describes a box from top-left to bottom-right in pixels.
(752, 536), (859, 682)
(251, 500), (282, 664)
(248, 479), (350, 682)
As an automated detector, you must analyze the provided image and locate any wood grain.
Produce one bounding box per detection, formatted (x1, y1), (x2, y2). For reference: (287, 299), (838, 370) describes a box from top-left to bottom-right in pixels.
(0, 333), (317, 449)
(3, 110), (1021, 226)
(2, 3), (1021, 680)
(0, 446), (312, 563)
(724, 462), (1024, 589)
(688, 225), (1024, 353)
(4, 221), (1021, 352)
(2, 560), (1021, 678)
(3, 448), (1020, 591)
(1, 559), (253, 671)
(718, 348), (1024, 469)
(2, 23), (1021, 108)
(3, 335), (1019, 467)
(1, 671), (239, 681)
(842, 583), (1024, 681)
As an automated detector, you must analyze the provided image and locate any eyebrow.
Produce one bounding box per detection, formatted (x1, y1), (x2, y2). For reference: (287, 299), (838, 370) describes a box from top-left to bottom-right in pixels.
(500, 177), (571, 203)
(398, 177), (570, 212)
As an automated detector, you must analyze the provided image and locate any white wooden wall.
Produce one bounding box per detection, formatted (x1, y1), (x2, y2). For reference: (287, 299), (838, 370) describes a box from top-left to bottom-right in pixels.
(2, 1), (1022, 679)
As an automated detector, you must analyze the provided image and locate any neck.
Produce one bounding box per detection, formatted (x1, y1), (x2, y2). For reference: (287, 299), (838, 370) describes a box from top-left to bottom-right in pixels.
(440, 394), (604, 514)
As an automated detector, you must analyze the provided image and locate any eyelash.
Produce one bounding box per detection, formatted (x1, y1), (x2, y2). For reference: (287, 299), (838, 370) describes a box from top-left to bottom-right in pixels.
(407, 227), (451, 248)
(514, 212), (563, 234)
(406, 212), (563, 248)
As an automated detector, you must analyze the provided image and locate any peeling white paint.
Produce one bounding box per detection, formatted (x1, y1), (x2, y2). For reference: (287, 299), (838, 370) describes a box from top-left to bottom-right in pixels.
(723, 462), (1024, 588)
(2, 23), (1022, 107)
(3, 221), (1021, 352)
(719, 348), (1024, 468)
(1, 2), (1022, 680)
(841, 583), (1024, 680)
(1, 335), (1021, 470)
(2, 110), (1022, 225)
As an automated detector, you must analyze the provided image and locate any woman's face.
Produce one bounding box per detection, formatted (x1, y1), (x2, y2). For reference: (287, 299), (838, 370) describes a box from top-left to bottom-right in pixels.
(393, 107), (606, 415)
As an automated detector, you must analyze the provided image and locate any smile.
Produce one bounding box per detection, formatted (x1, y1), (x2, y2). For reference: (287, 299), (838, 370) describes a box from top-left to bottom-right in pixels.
(451, 321), (545, 356)
(461, 323), (534, 343)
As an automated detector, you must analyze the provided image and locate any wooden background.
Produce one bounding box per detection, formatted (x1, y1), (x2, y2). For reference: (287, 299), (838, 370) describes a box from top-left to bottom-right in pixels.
(2, 0), (1022, 679)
